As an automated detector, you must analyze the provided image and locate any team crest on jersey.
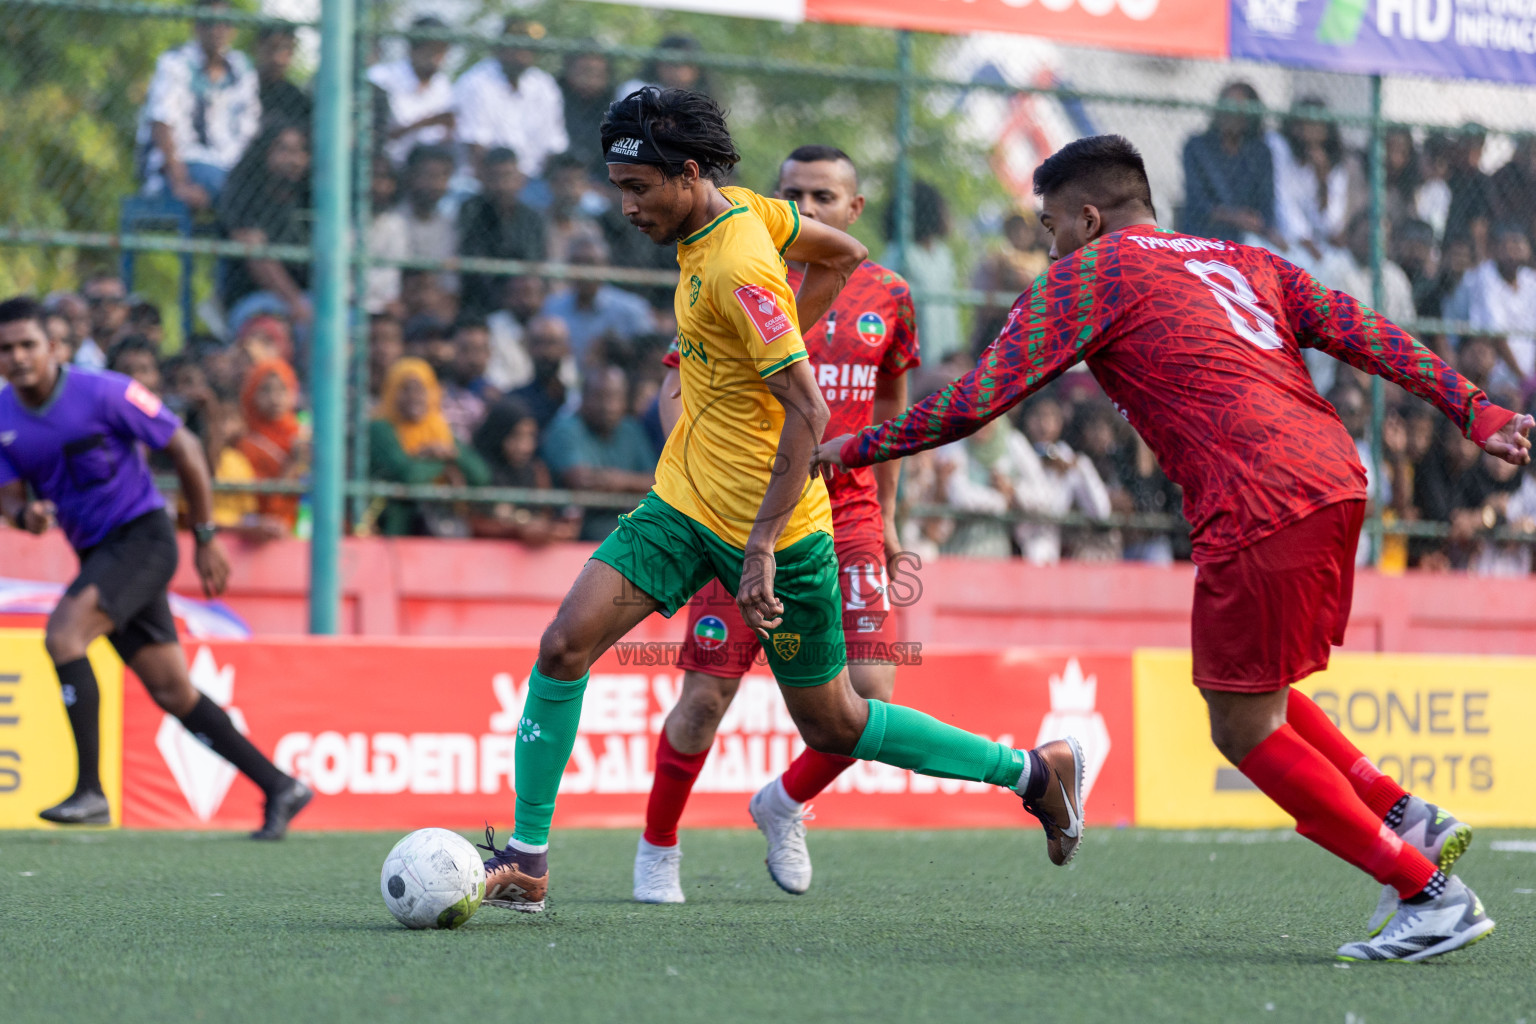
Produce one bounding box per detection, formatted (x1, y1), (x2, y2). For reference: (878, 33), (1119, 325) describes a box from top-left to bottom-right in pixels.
(856, 312), (886, 348)
(734, 284), (794, 345)
(694, 615), (728, 650)
(771, 632), (800, 660)
(688, 275), (702, 306)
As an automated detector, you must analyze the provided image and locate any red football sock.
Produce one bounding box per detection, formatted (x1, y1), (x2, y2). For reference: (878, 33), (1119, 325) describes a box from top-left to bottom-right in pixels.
(643, 731), (711, 848)
(1239, 724), (1437, 898)
(781, 748), (857, 803)
(1287, 689), (1408, 818)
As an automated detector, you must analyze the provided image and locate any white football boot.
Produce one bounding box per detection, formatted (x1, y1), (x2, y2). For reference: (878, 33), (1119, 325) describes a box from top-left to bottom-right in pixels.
(633, 836), (685, 904)
(1338, 876), (1494, 962)
(1366, 797), (1474, 936)
(749, 778), (814, 894)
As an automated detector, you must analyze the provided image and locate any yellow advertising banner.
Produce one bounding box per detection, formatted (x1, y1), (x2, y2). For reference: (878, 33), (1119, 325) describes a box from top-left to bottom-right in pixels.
(0, 629), (123, 829)
(1134, 649), (1536, 828)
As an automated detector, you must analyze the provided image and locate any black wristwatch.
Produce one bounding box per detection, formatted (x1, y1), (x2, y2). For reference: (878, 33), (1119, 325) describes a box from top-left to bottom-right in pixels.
(193, 522), (218, 546)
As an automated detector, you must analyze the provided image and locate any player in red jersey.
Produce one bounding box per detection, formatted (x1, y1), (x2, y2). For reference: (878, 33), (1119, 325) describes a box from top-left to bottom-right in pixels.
(817, 136), (1532, 963)
(633, 146), (921, 903)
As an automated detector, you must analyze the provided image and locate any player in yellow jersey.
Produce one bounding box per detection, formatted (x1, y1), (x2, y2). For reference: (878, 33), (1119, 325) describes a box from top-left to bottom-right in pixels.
(476, 87), (1086, 912)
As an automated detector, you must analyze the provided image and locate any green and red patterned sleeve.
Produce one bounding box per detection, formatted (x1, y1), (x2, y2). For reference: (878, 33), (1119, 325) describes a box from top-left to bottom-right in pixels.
(1274, 257), (1515, 446)
(842, 244), (1119, 468)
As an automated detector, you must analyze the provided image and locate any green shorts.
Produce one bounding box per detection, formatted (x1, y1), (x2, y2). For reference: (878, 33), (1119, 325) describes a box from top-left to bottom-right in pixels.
(592, 491), (846, 686)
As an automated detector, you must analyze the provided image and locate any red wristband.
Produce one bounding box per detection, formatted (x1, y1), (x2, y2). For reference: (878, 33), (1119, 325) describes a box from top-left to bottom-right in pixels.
(1469, 405), (1516, 447)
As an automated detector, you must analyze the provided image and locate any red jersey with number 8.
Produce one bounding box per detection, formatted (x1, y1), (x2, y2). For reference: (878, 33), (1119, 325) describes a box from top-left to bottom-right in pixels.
(843, 225), (1513, 564)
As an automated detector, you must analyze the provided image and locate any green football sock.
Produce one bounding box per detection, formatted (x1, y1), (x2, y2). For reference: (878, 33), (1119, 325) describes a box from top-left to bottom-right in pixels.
(851, 699), (1026, 789)
(512, 666), (589, 847)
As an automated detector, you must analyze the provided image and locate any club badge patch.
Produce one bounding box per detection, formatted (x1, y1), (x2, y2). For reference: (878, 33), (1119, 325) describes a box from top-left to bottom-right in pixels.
(856, 311), (886, 348)
(734, 284), (795, 346)
(771, 632), (801, 661)
(693, 615), (728, 650)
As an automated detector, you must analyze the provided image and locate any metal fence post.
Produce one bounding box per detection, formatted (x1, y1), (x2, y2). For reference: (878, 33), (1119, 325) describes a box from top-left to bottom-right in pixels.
(348, 7), (375, 531)
(892, 29), (914, 275)
(308, 0), (356, 634)
(1367, 74), (1387, 567)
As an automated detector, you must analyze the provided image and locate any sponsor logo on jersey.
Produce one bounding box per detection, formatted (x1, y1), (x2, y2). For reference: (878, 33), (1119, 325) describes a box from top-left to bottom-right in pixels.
(734, 284), (795, 345)
(688, 275), (702, 307)
(694, 614), (728, 650)
(609, 137), (642, 159)
(125, 380), (163, 418)
(856, 311), (886, 348)
(771, 632), (801, 661)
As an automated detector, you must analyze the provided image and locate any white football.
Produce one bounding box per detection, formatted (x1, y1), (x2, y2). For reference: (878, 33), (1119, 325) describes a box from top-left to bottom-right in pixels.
(380, 828), (486, 930)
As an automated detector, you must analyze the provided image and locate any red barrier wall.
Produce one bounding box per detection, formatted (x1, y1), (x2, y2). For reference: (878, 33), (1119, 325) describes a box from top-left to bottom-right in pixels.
(7, 531), (1536, 653)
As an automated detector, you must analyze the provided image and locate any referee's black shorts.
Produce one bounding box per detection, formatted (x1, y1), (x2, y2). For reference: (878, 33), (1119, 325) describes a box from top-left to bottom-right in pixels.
(65, 510), (180, 662)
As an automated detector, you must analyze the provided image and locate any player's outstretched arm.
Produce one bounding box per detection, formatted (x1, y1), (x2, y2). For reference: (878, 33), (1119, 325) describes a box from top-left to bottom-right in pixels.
(164, 426), (231, 596)
(784, 218), (867, 330)
(740, 359), (829, 639)
(819, 278), (1096, 471)
(1276, 258), (1522, 452)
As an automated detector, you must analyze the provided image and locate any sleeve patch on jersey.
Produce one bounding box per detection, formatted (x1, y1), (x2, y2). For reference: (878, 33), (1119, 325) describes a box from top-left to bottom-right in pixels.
(125, 380), (164, 418)
(734, 284), (796, 346)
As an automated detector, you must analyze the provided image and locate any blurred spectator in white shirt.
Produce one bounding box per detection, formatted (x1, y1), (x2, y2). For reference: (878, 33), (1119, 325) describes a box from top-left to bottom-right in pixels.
(367, 16), (455, 168)
(1466, 226), (1536, 393)
(134, 0), (260, 210)
(398, 144), (459, 294)
(1270, 99), (1366, 263)
(1017, 396), (1113, 565)
(453, 17), (567, 180)
(931, 416), (1052, 559)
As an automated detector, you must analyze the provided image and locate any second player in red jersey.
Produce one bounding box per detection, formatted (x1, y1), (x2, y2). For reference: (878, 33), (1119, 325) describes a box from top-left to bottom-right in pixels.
(636, 146), (920, 904)
(819, 136), (1531, 963)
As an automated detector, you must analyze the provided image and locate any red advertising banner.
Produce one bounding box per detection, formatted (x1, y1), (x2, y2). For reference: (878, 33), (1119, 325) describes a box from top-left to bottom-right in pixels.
(805, 0), (1228, 59)
(122, 640), (1134, 832)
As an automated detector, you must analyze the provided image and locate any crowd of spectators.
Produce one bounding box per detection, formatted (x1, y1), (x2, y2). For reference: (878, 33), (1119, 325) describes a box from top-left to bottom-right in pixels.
(11, 13), (1536, 573)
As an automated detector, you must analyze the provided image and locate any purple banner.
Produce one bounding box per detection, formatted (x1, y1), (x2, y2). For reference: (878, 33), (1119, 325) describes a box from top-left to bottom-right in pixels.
(1230, 0), (1536, 85)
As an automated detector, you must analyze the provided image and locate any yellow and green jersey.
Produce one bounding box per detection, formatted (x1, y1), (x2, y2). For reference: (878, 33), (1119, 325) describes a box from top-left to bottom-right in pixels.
(654, 186), (834, 551)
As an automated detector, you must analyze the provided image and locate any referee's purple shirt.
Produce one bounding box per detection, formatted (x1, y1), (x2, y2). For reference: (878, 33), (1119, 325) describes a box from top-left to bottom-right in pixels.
(0, 366), (181, 551)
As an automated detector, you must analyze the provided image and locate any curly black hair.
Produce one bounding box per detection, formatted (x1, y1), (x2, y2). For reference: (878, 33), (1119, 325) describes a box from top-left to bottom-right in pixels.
(599, 87), (740, 185)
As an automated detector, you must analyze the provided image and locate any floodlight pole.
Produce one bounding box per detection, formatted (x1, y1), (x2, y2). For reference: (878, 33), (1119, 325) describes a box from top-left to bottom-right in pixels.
(308, 0), (356, 634)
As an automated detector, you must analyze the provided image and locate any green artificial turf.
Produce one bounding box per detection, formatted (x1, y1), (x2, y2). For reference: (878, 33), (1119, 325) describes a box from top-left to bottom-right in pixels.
(1, 828), (1532, 1024)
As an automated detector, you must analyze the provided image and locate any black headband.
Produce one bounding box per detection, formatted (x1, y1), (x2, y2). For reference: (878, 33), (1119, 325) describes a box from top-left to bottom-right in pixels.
(605, 133), (692, 169)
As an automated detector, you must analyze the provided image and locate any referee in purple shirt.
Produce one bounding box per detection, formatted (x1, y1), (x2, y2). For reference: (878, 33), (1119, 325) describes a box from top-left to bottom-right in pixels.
(0, 297), (311, 837)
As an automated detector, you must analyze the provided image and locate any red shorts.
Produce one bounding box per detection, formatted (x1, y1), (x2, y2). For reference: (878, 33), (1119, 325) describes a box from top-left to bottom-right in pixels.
(1191, 499), (1364, 693)
(677, 535), (896, 678)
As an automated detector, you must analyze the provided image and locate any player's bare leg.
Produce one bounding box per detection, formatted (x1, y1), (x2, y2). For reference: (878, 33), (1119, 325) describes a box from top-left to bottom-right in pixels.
(484, 559), (663, 912)
(1204, 687), (1494, 960)
(129, 643), (310, 840)
(635, 669), (741, 903)
(38, 586), (116, 824)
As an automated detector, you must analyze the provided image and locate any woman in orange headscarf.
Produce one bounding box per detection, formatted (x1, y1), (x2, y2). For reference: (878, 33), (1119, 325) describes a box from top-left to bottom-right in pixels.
(237, 359), (307, 531)
(368, 358), (490, 535)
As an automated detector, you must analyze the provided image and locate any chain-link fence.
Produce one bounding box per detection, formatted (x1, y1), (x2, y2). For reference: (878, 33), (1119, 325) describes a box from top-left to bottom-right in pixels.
(5, 0), (1536, 583)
